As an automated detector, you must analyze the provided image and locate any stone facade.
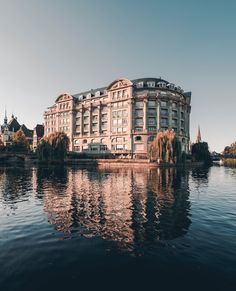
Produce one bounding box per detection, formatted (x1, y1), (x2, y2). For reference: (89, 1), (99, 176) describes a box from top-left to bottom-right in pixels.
(43, 78), (191, 157)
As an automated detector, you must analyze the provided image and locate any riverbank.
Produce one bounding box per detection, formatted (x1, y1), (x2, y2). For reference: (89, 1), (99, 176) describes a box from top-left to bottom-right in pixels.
(223, 158), (236, 167)
(0, 153), (205, 168)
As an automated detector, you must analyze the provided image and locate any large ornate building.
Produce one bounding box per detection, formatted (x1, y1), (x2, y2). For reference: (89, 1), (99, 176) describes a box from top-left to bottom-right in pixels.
(44, 77), (191, 157)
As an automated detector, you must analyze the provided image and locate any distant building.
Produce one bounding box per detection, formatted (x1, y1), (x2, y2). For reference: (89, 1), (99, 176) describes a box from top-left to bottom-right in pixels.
(33, 124), (44, 151)
(43, 77), (191, 157)
(0, 113), (33, 147)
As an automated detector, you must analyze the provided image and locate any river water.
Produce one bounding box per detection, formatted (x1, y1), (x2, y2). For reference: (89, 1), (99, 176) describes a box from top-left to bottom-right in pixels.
(0, 165), (235, 290)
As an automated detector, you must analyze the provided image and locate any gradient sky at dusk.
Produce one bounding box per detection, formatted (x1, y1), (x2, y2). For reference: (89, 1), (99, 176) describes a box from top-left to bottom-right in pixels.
(0, 0), (235, 152)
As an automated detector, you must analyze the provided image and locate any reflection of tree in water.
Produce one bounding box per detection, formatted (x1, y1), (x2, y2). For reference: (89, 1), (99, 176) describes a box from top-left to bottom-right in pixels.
(191, 167), (210, 190)
(38, 166), (192, 251)
(146, 168), (191, 241)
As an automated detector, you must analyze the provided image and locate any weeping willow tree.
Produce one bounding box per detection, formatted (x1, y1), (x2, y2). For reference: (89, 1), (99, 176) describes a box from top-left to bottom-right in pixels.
(149, 130), (182, 164)
(37, 132), (69, 163)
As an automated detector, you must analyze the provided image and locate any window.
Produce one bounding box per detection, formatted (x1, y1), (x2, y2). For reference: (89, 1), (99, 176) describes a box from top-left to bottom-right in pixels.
(117, 110), (122, 118)
(161, 118), (168, 126)
(100, 145), (107, 151)
(135, 136), (142, 142)
(136, 82), (143, 88)
(161, 101), (167, 107)
(148, 100), (156, 107)
(123, 89), (128, 97)
(84, 110), (89, 117)
(135, 118), (143, 126)
(101, 106), (108, 113)
(172, 119), (178, 126)
(148, 118), (156, 125)
(95, 91), (100, 97)
(112, 119), (117, 126)
(135, 109), (143, 117)
(117, 119), (122, 126)
(113, 92), (118, 99)
(157, 82), (166, 88)
(148, 108), (156, 116)
(92, 108), (98, 115)
(116, 144), (124, 150)
(102, 113), (107, 120)
(83, 125), (89, 131)
(135, 101), (143, 108)
(122, 119), (127, 125)
(148, 127), (156, 132)
(168, 83), (175, 90)
(112, 111), (117, 118)
(83, 139), (87, 144)
(83, 116), (89, 123)
(161, 108), (168, 116)
(172, 102), (177, 109)
(122, 110), (128, 117)
(172, 110), (178, 118)
(147, 81), (155, 87)
(181, 112), (184, 119)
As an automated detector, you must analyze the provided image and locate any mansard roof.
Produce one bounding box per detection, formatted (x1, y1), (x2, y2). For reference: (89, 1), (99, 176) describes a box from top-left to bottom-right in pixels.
(71, 77), (187, 102)
(73, 86), (107, 100)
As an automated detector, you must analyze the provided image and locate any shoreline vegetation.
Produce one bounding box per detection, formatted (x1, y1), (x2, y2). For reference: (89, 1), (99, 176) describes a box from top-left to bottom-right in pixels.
(0, 130), (214, 168)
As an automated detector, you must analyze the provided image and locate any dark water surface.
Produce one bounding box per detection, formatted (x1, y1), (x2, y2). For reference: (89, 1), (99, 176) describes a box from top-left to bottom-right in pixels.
(0, 165), (236, 291)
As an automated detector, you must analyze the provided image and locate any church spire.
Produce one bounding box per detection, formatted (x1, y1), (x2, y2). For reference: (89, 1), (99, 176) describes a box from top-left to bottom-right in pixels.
(4, 109), (8, 125)
(196, 125), (202, 143)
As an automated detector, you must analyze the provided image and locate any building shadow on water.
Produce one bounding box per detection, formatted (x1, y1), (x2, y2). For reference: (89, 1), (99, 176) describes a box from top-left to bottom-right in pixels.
(35, 165), (192, 253)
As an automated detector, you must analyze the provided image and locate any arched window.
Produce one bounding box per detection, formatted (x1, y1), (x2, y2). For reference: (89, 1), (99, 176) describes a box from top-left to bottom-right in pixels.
(135, 136), (142, 142)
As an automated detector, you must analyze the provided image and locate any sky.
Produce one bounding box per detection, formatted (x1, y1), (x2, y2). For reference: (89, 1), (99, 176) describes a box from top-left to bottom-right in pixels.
(0, 0), (235, 152)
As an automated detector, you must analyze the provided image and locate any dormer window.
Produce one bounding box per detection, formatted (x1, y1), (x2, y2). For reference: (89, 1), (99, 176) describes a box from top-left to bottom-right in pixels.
(87, 93), (92, 99)
(95, 91), (100, 97)
(167, 83), (175, 90)
(157, 82), (166, 88)
(136, 82), (144, 88)
(147, 81), (155, 88)
(78, 95), (83, 100)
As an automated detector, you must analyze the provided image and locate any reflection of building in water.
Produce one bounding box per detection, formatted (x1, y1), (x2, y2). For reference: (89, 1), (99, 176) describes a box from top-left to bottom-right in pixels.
(39, 166), (191, 251)
(40, 168), (74, 233)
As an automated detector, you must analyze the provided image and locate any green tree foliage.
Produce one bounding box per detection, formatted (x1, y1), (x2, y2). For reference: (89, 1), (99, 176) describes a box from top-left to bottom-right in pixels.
(191, 142), (212, 165)
(149, 130), (182, 164)
(11, 130), (30, 152)
(37, 132), (69, 162)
